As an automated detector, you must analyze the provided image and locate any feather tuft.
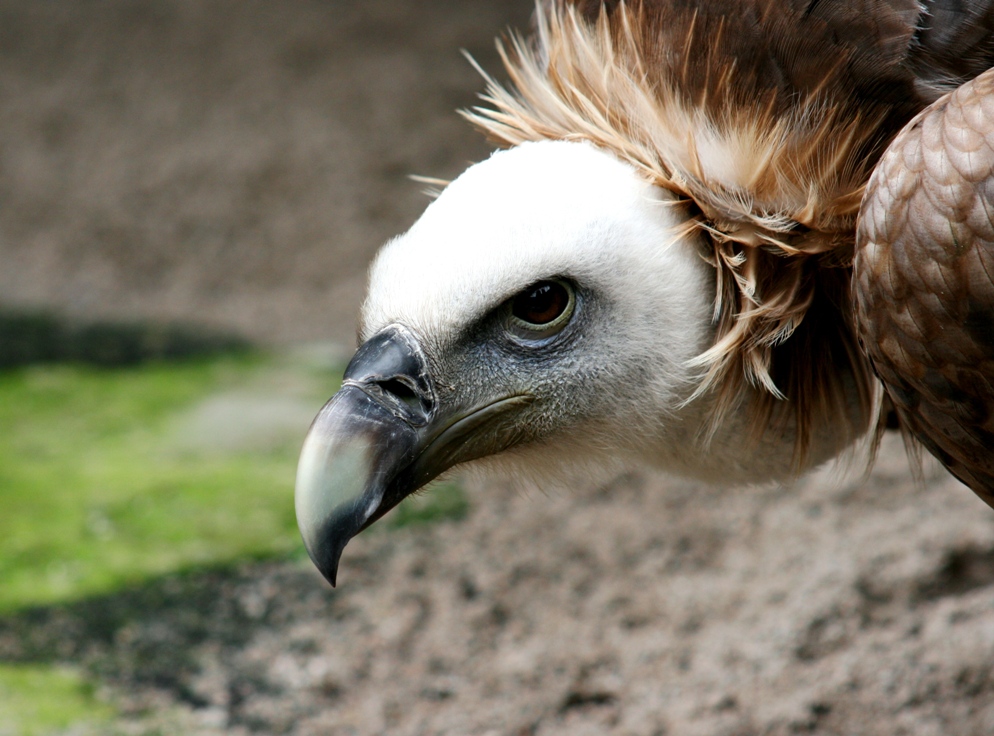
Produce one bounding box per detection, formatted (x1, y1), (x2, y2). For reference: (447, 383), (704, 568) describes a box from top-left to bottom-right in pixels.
(461, 0), (895, 468)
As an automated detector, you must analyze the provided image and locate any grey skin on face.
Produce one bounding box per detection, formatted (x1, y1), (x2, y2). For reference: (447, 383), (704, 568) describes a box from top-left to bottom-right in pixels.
(294, 325), (533, 586)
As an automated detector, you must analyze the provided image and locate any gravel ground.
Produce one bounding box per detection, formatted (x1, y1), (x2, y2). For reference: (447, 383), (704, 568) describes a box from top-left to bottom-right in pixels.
(3, 2), (994, 734)
(2, 437), (994, 735)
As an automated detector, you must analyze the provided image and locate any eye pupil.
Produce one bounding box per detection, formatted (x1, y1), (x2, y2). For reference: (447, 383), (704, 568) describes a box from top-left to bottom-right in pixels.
(512, 280), (569, 326)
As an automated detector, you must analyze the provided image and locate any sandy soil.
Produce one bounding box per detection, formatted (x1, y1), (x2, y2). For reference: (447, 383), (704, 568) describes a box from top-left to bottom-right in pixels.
(3, 2), (994, 735)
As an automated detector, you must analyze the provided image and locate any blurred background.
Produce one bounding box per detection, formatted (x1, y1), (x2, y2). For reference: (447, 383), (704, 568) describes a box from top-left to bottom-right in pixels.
(2, 2), (994, 735)
(0, 1), (528, 733)
(0, 0), (530, 343)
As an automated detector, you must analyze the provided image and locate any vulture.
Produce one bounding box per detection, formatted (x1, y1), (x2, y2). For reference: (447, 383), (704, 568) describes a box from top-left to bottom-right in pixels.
(296, 0), (994, 586)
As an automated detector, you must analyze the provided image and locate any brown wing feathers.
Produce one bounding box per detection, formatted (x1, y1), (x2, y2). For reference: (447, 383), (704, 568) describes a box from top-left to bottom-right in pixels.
(856, 68), (994, 504)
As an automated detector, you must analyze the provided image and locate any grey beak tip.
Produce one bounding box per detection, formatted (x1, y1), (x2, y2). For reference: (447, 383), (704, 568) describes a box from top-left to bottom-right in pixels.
(305, 503), (371, 588)
(307, 530), (345, 588)
(325, 565), (339, 589)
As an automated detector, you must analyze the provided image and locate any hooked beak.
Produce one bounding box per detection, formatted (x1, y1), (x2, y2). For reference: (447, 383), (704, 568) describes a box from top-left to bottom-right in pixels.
(295, 326), (532, 586)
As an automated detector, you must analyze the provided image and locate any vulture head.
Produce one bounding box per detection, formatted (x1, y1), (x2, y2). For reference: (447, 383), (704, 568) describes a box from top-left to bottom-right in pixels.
(297, 0), (994, 586)
(296, 141), (867, 586)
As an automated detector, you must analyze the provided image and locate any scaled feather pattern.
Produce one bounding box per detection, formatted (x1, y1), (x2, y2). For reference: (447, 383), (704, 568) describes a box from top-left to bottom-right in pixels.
(857, 67), (994, 505)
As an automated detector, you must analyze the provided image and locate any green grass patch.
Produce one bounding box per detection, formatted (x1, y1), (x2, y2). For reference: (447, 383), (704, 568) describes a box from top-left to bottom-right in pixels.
(0, 352), (473, 614)
(389, 480), (469, 528)
(0, 356), (335, 612)
(0, 664), (113, 736)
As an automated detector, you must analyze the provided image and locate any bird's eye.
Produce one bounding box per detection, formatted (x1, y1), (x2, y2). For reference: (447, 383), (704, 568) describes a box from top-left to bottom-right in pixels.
(508, 279), (575, 338)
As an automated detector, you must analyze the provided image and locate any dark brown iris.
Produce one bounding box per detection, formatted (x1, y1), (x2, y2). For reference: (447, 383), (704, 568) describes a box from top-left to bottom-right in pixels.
(511, 280), (570, 326)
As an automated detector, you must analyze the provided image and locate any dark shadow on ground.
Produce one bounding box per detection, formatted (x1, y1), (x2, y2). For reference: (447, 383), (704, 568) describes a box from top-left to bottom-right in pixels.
(0, 558), (338, 712)
(0, 309), (250, 368)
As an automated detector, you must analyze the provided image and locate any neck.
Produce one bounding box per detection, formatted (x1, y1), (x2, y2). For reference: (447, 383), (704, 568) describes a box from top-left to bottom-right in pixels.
(649, 367), (872, 485)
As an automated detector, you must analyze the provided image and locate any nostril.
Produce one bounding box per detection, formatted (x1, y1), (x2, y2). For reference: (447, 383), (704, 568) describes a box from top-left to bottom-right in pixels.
(376, 378), (424, 412)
